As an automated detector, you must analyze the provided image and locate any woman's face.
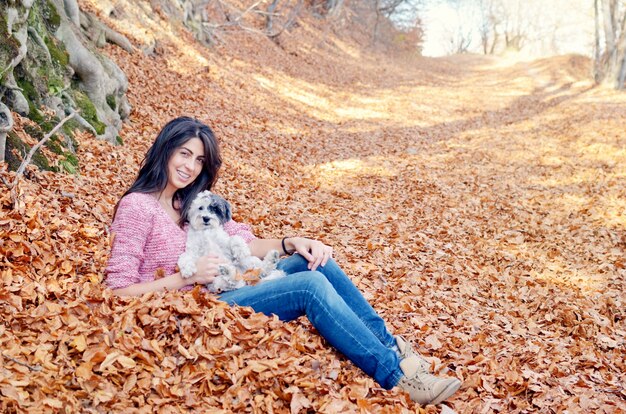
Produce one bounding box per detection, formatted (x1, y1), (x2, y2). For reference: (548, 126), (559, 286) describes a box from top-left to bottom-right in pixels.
(166, 137), (205, 192)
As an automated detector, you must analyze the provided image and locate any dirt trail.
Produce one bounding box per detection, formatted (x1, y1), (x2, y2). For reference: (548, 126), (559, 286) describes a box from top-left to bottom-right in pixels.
(1, 5), (625, 413)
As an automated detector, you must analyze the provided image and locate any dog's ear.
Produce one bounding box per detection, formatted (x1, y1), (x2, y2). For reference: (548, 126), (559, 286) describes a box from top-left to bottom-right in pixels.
(215, 195), (232, 224)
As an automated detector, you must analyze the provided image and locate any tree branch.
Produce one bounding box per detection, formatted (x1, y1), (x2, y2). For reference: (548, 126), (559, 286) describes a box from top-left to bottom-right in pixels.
(8, 111), (77, 209)
(1, 353), (43, 372)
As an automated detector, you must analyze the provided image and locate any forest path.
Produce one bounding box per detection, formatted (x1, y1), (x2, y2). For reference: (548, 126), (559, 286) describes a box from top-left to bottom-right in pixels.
(2, 11), (625, 411)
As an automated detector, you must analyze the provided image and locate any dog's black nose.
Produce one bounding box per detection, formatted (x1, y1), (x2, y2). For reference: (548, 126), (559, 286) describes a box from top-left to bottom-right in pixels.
(203, 216), (210, 223)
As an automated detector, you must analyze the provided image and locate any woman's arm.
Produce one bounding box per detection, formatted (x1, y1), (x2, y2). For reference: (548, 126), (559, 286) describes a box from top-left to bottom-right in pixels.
(248, 238), (284, 257)
(249, 237), (333, 271)
(112, 272), (190, 296)
(106, 194), (154, 291)
(112, 255), (226, 296)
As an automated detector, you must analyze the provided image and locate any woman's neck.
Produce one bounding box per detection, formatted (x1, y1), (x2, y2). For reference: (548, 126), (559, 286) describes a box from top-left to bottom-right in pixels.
(156, 186), (176, 204)
(153, 190), (181, 223)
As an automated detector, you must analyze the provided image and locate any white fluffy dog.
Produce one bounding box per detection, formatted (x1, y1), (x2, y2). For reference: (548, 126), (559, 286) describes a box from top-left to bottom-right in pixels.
(178, 190), (285, 293)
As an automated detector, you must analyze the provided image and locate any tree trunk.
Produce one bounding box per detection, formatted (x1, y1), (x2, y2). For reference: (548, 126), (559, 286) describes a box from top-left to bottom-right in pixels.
(0, 0), (131, 164)
(594, 0), (602, 82)
(266, 0), (280, 33)
(594, 0), (626, 89)
(618, 53), (626, 89)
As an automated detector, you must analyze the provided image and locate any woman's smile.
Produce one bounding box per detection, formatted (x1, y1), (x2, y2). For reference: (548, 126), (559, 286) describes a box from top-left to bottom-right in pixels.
(176, 169), (191, 181)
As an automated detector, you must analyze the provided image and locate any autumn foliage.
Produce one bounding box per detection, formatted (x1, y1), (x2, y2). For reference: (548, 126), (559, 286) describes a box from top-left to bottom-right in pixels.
(1, 1), (625, 413)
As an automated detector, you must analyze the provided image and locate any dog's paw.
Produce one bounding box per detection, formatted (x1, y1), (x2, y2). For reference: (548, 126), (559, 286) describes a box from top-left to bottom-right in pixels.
(233, 279), (247, 290)
(229, 236), (252, 261)
(265, 250), (281, 265)
(210, 276), (229, 293)
(212, 274), (245, 292)
(218, 264), (236, 278)
(261, 269), (286, 282)
(178, 254), (197, 278)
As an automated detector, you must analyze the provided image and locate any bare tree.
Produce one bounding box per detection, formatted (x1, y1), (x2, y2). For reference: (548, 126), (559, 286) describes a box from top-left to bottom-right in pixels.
(594, 0), (626, 88)
(478, 0), (501, 54)
(439, 0), (479, 54)
(373, 0), (403, 41)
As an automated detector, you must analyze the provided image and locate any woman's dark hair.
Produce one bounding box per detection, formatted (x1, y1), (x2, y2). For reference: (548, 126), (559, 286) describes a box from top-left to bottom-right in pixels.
(115, 116), (222, 226)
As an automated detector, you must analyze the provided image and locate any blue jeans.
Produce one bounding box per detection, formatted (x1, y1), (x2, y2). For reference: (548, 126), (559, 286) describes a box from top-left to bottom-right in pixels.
(218, 254), (403, 389)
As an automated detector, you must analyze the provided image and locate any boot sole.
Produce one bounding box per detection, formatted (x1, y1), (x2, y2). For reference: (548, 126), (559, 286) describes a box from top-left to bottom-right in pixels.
(431, 379), (461, 405)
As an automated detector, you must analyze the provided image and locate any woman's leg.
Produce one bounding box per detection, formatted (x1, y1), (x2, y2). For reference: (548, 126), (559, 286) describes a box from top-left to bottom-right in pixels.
(218, 271), (403, 390)
(277, 254), (396, 348)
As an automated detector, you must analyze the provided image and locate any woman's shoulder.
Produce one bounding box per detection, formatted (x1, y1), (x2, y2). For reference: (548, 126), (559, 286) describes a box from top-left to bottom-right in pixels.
(118, 192), (158, 208)
(116, 192), (158, 219)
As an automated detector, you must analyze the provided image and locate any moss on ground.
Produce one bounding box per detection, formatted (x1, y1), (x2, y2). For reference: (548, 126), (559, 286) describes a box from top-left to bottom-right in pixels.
(73, 90), (107, 135)
(23, 124), (44, 141)
(44, 34), (69, 68)
(43, 0), (62, 30)
(5, 132), (26, 172)
(59, 151), (79, 173)
(5, 131), (57, 172)
(106, 94), (116, 110)
(45, 134), (64, 155)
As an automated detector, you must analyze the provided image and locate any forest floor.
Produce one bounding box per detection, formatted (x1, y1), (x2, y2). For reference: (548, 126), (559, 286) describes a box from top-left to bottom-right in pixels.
(1, 2), (625, 413)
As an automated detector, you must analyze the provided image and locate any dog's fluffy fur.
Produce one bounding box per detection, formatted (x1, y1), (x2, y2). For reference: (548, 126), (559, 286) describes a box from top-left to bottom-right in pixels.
(178, 190), (285, 292)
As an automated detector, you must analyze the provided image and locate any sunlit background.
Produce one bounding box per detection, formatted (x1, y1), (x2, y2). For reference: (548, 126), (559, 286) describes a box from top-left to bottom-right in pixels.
(391, 0), (596, 58)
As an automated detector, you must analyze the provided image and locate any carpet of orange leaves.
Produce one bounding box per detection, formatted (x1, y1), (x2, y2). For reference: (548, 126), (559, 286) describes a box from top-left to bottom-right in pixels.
(1, 2), (625, 413)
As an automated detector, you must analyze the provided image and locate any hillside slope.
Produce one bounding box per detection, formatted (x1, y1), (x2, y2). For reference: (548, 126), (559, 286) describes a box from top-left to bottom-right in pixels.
(1, 2), (625, 413)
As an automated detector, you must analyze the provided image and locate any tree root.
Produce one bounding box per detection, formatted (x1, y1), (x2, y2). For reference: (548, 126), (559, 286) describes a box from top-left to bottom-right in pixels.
(2, 0), (131, 146)
(54, 6), (130, 143)
(0, 102), (14, 164)
(80, 11), (135, 53)
(61, 92), (98, 136)
(27, 27), (52, 61)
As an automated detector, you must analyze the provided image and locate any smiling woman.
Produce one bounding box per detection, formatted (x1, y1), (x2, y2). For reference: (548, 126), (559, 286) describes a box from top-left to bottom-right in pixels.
(112, 117), (222, 227)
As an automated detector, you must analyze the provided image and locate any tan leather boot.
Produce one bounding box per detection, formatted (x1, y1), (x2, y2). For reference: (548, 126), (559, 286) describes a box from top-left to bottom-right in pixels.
(397, 355), (461, 405)
(395, 335), (431, 372)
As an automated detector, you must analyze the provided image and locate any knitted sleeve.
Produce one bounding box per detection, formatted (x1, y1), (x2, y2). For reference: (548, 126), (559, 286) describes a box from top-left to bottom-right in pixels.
(105, 194), (154, 290)
(223, 220), (256, 243)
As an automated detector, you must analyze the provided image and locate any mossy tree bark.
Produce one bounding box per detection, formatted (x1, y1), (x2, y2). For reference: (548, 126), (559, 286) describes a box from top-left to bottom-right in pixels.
(0, 0), (132, 170)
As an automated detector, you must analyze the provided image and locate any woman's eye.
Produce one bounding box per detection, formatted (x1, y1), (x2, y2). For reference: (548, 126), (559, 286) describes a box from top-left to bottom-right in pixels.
(196, 158), (203, 164)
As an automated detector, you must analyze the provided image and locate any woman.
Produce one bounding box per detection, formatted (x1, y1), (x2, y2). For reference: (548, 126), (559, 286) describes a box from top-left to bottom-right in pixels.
(106, 117), (461, 406)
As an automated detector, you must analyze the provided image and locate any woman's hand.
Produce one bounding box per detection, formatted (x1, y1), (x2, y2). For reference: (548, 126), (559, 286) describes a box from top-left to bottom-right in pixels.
(188, 255), (227, 285)
(287, 237), (333, 271)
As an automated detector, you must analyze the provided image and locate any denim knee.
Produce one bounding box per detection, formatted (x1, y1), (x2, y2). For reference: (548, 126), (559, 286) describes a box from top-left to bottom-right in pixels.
(300, 271), (333, 298)
(278, 254), (339, 275)
(277, 254), (308, 274)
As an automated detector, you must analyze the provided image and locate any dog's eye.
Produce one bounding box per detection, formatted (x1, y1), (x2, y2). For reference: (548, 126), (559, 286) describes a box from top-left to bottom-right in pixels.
(198, 206), (204, 211)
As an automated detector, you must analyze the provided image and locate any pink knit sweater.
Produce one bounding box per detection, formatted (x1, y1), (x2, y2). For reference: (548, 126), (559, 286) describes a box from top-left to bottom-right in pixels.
(105, 192), (256, 290)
